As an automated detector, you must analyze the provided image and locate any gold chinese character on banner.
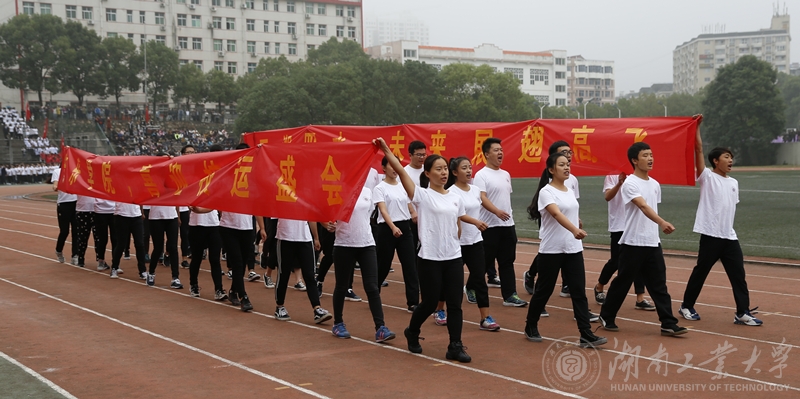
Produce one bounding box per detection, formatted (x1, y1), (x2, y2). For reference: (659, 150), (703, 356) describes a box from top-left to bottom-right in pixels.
(471, 130), (493, 166)
(390, 131), (405, 161)
(69, 163), (81, 185)
(230, 156), (254, 198)
(430, 130), (446, 155)
(570, 125), (598, 163)
(197, 173), (215, 196)
(85, 159), (95, 190)
(304, 132), (317, 143)
(203, 160), (221, 175)
(102, 161), (115, 194)
(320, 155), (343, 206)
(276, 155), (298, 202)
(518, 125), (544, 163)
(625, 128), (648, 143)
(140, 165), (160, 198)
(283, 135), (293, 143)
(259, 138), (269, 144)
(169, 163), (188, 195)
(333, 132), (346, 142)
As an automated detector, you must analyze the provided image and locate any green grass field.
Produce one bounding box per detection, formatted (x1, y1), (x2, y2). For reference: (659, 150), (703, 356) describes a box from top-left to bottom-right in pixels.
(510, 169), (800, 260)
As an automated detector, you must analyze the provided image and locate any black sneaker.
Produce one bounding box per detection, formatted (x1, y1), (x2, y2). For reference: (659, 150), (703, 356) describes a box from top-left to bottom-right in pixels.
(487, 276), (501, 288)
(313, 307), (332, 324)
(635, 299), (656, 311)
(445, 341), (471, 363)
(404, 327), (423, 354)
(229, 292), (241, 306)
(190, 285), (200, 297)
(560, 285), (570, 298)
(381, 280), (389, 287)
(523, 271), (534, 295)
(181, 260), (190, 269)
(594, 286), (605, 305)
(524, 323), (542, 342)
(579, 329), (608, 348)
(407, 305), (417, 313)
(240, 295), (253, 312)
(599, 315), (619, 332)
(661, 325), (689, 336)
(317, 282), (323, 299)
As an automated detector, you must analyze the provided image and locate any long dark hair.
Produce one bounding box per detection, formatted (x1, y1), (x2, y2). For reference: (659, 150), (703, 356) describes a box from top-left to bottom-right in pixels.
(445, 156), (469, 189)
(527, 152), (568, 225)
(418, 154), (445, 189)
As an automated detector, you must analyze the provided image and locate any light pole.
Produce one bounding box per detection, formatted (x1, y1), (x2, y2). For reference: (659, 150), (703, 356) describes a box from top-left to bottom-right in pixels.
(570, 107), (580, 119)
(657, 100), (667, 117)
(583, 97), (594, 119)
(613, 103), (621, 118)
(539, 102), (549, 119)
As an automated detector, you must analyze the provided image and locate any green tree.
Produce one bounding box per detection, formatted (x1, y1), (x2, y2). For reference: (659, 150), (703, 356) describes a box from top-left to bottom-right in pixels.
(235, 76), (312, 132)
(0, 14), (66, 105)
(776, 72), (800, 130)
(103, 36), (142, 109)
(173, 64), (206, 110)
(50, 20), (105, 106)
(307, 37), (369, 67)
(702, 55), (785, 165)
(140, 40), (179, 110)
(206, 69), (239, 113)
(439, 63), (532, 122)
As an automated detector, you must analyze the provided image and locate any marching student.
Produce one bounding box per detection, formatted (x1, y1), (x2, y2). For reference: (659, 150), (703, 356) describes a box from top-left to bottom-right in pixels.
(599, 142), (688, 336)
(273, 219), (332, 324)
(110, 201), (146, 279)
(377, 137), (471, 363)
(51, 165), (77, 264)
(178, 145), (196, 269)
(93, 198), (116, 271)
(187, 206), (227, 301)
(220, 209), (265, 312)
(145, 206), (182, 289)
(73, 195), (95, 267)
(473, 138), (526, 307)
(523, 152), (606, 347)
(446, 157), (500, 332)
(373, 156), (420, 312)
(404, 141), (426, 254)
(592, 173), (655, 311)
(329, 182), (396, 343)
(680, 120), (762, 326)
(261, 217), (278, 288)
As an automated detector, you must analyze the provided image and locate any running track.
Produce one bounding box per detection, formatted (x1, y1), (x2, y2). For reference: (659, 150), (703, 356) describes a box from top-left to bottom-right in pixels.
(0, 184), (797, 399)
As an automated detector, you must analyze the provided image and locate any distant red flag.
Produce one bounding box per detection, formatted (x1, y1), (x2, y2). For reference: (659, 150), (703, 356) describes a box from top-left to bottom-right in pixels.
(25, 103), (31, 121)
(43, 117), (48, 139)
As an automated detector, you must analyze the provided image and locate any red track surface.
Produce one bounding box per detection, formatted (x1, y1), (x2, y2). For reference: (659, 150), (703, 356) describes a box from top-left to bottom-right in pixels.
(0, 184), (797, 398)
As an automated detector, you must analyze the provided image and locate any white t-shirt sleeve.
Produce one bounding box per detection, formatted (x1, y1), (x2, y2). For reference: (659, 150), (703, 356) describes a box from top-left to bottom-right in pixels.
(621, 178), (641, 205)
(51, 168), (60, 183)
(537, 186), (557, 212)
(372, 184), (386, 204)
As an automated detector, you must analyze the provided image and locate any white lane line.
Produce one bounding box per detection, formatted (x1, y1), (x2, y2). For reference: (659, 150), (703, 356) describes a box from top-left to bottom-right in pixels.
(0, 208), (57, 219)
(0, 351), (78, 399)
(0, 246), (585, 398)
(0, 274), (329, 398)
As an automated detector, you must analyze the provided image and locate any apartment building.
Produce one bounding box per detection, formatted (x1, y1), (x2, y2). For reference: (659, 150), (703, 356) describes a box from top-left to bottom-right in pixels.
(566, 55), (615, 106)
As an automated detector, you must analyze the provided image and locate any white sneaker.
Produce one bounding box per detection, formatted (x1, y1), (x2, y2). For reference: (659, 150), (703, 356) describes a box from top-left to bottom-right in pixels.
(56, 252), (65, 263)
(110, 269), (119, 279)
(734, 309), (763, 326)
(97, 260), (109, 271)
(71, 255), (79, 265)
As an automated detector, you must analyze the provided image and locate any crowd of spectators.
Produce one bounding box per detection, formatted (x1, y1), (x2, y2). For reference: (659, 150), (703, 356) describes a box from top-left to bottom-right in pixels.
(0, 163), (59, 185)
(108, 121), (237, 156)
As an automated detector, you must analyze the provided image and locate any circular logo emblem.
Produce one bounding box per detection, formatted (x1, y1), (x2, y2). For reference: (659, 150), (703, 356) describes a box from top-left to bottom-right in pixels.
(541, 337), (602, 394)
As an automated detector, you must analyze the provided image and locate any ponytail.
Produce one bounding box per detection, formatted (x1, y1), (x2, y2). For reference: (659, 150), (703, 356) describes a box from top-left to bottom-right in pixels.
(527, 167), (551, 226)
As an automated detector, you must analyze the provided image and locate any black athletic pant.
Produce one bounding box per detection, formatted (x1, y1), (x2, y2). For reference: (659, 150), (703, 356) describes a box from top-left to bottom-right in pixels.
(375, 220), (419, 307)
(179, 210), (190, 258)
(408, 257), (464, 343)
(275, 240), (320, 308)
(462, 242), (490, 309)
(246, 216), (257, 271)
(93, 212), (116, 262)
(264, 219), (278, 270)
(142, 209), (151, 255)
(332, 246), (384, 329)
(221, 227), (254, 300)
(148, 218), (179, 279)
(111, 215), (145, 274)
(189, 225), (223, 292)
(682, 235), (750, 315)
(75, 211), (94, 264)
(598, 231), (645, 294)
(56, 201), (77, 256)
(526, 252), (592, 331)
(481, 226), (518, 299)
(600, 244), (679, 327)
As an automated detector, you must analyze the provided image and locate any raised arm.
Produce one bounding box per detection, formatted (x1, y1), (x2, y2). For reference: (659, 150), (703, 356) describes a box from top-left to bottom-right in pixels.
(604, 173), (626, 202)
(630, 197), (675, 234)
(694, 114), (705, 178)
(375, 138), (415, 200)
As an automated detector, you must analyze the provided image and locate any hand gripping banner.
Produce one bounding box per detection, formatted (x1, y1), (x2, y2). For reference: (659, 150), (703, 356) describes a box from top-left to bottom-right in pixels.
(58, 141), (378, 222)
(243, 117), (699, 185)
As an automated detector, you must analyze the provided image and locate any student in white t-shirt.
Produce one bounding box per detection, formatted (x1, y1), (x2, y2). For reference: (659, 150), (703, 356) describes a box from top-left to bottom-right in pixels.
(187, 206), (227, 301)
(680, 121), (762, 326)
(523, 152), (607, 348)
(73, 195), (96, 267)
(599, 142), (687, 337)
(51, 166), (77, 264)
(404, 140), (426, 256)
(219, 211), (265, 312)
(377, 137), (471, 363)
(146, 206), (182, 289)
(473, 137), (526, 307)
(374, 156), (419, 312)
(110, 202), (146, 279)
(592, 173), (653, 311)
(328, 185), (396, 342)
(93, 198), (116, 271)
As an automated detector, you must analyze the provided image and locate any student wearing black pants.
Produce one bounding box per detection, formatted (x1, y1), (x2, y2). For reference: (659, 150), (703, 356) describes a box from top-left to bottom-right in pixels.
(244, 215), (261, 282)
(179, 207), (191, 268)
(315, 223), (356, 296)
(261, 218), (278, 288)
(187, 206), (226, 300)
(142, 206), (151, 262)
(329, 186), (395, 342)
(110, 203), (146, 279)
(377, 138), (471, 363)
(146, 206), (181, 289)
(599, 142), (687, 337)
(73, 195), (95, 267)
(93, 199), (116, 270)
(51, 167), (77, 263)
(220, 212), (264, 312)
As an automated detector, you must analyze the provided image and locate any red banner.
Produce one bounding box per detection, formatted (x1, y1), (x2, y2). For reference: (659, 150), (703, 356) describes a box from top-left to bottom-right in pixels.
(58, 142), (378, 222)
(243, 118), (699, 185)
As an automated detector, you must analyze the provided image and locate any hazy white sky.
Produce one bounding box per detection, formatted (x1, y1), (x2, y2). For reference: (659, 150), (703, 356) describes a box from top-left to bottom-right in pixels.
(364, 0), (799, 94)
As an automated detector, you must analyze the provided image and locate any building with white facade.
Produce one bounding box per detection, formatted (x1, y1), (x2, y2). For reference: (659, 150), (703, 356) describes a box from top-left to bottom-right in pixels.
(366, 41), (568, 106)
(364, 16), (429, 48)
(1, 0), (363, 108)
(566, 55), (615, 106)
(673, 11), (791, 94)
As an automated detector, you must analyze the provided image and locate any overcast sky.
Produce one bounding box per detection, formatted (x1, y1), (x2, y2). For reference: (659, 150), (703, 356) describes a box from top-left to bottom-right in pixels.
(364, 0), (799, 94)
